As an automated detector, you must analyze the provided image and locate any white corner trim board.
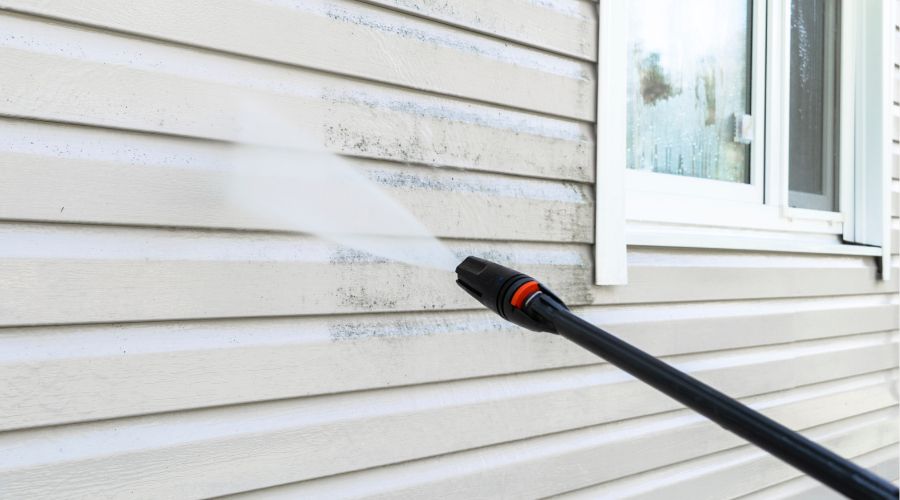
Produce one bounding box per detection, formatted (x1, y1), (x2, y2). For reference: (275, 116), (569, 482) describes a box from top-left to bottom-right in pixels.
(593, 0), (627, 285)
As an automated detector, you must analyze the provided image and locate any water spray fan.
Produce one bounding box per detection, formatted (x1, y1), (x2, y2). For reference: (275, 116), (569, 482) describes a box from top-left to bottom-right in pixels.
(455, 256), (898, 500)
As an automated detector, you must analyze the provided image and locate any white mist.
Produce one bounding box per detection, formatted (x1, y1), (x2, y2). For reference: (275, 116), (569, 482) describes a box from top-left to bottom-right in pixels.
(224, 101), (459, 272)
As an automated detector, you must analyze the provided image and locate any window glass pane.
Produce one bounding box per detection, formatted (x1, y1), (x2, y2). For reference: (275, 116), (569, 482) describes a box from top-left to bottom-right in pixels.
(625, 0), (752, 184)
(788, 0), (838, 211)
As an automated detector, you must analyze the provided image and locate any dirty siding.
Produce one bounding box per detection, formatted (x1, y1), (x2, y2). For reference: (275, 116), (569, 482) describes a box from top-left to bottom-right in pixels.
(0, 0), (896, 498)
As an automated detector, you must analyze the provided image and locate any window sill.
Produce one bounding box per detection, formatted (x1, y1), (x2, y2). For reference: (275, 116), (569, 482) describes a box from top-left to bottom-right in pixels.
(626, 190), (845, 234)
(627, 221), (883, 257)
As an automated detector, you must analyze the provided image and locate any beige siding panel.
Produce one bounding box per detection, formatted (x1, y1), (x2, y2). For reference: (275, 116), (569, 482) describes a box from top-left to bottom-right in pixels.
(892, 185), (900, 218)
(894, 79), (899, 255)
(0, 3), (594, 121)
(0, 17), (593, 182)
(230, 388), (898, 500)
(2, 298), (896, 431)
(894, 55), (899, 258)
(893, 144), (900, 179)
(2, 224), (898, 327)
(361, 0), (597, 60)
(893, 179), (900, 247)
(738, 445), (899, 499)
(596, 249), (898, 305)
(893, 218), (900, 254)
(896, 29), (900, 66)
(2, 372), (895, 500)
(0, 120), (593, 243)
(894, 114), (900, 144)
(0, 223), (586, 326)
(893, 29), (900, 67)
(0, 228), (896, 326)
(551, 415), (899, 500)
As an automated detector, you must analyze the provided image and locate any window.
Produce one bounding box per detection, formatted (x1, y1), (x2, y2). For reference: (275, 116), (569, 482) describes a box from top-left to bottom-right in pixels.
(626, 0), (752, 185)
(595, 0), (892, 285)
(788, 0), (839, 211)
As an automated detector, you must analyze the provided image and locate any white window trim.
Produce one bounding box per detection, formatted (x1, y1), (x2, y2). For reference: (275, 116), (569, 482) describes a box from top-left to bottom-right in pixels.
(594, 0), (893, 285)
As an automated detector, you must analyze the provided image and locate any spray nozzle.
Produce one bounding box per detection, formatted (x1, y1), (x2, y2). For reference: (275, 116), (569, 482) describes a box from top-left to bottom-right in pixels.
(455, 256), (567, 333)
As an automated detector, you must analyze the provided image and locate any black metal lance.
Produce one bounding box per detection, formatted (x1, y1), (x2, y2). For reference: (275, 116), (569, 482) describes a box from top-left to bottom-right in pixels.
(455, 256), (898, 500)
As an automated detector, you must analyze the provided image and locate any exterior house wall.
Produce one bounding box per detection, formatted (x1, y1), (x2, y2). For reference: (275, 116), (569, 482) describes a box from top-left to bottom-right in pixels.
(0, 0), (896, 498)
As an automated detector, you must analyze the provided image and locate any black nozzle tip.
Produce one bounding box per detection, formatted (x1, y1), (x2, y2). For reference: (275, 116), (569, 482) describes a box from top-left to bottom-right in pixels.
(454, 257), (489, 299)
(455, 256), (527, 315)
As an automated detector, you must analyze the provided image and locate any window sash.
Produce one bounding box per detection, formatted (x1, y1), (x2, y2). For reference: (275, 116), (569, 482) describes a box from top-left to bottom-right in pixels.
(622, 0), (767, 205)
(787, 0), (839, 212)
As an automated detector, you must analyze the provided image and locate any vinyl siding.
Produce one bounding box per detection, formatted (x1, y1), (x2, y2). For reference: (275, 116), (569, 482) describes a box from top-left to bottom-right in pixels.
(0, 1), (896, 499)
(894, 4), (900, 260)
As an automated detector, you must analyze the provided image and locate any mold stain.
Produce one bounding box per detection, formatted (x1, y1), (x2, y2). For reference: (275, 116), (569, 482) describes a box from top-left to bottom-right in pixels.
(365, 167), (585, 204)
(321, 87), (586, 141)
(336, 286), (400, 310)
(328, 313), (508, 342)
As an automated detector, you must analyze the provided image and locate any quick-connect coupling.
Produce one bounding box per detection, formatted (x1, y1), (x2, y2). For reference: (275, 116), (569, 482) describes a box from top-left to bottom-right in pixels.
(454, 256), (567, 333)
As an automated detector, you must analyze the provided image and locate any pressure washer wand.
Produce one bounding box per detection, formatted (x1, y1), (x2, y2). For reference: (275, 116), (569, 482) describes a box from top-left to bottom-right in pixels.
(455, 256), (898, 500)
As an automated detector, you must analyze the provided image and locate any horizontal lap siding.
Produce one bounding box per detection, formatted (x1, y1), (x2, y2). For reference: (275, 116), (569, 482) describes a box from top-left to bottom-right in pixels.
(550, 408), (899, 500)
(0, 1), (896, 499)
(227, 389), (900, 500)
(360, 0), (597, 60)
(3, 299), (897, 431)
(0, 13), (594, 182)
(0, 119), (594, 242)
(3, 373), (898, 499)
(0, 0), (595, 121)
(737, 446), (899, 499)
(2, 226), (896, 326)
(895, 18), (900, 257)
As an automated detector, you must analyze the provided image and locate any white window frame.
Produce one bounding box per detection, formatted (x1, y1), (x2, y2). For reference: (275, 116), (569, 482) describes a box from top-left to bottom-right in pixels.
(595, 0), (893, 285)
